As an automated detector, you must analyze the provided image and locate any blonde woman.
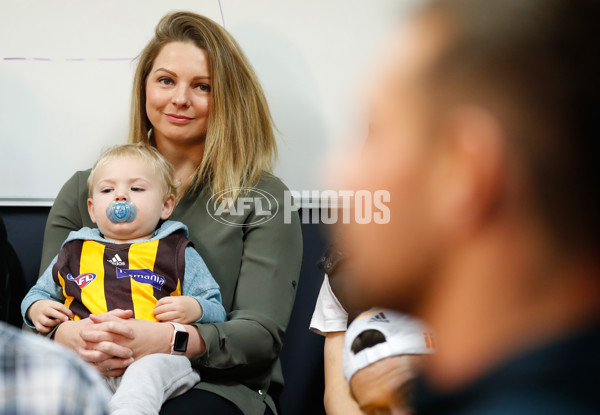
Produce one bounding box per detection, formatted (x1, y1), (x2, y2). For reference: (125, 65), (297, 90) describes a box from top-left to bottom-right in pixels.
(38, 11), (302, 415)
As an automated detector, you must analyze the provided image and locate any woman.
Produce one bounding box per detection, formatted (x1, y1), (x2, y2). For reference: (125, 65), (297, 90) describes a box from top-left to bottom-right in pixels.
(38, 11), (302, 415)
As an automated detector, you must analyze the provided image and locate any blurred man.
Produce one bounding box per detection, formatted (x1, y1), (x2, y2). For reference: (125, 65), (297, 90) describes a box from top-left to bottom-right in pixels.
(341, 0), (600, 413)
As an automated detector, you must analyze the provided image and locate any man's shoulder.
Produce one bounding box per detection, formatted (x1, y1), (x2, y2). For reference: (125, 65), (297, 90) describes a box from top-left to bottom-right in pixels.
(0, 322), (88, 371)
(415, 324), (600, 415)
(0, 322), (110, 414)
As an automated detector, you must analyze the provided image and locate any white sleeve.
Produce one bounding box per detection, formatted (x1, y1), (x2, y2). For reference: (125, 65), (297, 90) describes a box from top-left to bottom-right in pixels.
(309, 275), (349, 335)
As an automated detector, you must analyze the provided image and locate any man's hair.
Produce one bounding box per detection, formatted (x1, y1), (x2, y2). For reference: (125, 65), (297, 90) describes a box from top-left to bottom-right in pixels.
(87, 143), (179, 199)
(421, 0), (600, 254)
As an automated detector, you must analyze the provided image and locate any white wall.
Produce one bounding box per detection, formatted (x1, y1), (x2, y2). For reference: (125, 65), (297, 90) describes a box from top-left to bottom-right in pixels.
(0, 0), (403, 205)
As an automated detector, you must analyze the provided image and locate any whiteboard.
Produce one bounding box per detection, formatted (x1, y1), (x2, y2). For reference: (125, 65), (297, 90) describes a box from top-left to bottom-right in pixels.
(0, 0), (402, 206)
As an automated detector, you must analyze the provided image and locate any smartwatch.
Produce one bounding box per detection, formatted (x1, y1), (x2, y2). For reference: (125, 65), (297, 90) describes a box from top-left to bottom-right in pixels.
(169, 322), (189, 355)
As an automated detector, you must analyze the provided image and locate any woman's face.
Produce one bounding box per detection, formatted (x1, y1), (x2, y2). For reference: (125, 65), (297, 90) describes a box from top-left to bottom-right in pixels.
(145, 41), (212, 147)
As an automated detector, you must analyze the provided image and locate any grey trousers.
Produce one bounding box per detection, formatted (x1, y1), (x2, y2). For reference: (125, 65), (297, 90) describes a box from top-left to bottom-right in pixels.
(105, 354), (200, 415)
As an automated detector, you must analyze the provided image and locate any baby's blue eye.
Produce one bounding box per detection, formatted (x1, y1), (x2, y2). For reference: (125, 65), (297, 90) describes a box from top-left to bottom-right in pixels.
(131, 187), (144, 192)
(100, 188), (112, 194)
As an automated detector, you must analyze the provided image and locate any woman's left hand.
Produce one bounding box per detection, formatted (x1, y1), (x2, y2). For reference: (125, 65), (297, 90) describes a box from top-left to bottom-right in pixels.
(88, 313), (174, 359)
(79, 309), (136, 376)
(81, 309), (206, 377)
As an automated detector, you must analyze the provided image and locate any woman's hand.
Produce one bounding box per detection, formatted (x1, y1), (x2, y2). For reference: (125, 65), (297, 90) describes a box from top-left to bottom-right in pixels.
(89, 313), (207, 361)
(73, 309), (136, 377)
(54, 316), (94, 351)
(87, 312), (174, 361)
(57, 308), (207, 377)
(53, 312), (131, 377)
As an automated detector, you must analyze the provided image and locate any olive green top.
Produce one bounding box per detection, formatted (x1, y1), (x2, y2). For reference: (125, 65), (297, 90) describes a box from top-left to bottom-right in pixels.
(39, 170), (303, 415)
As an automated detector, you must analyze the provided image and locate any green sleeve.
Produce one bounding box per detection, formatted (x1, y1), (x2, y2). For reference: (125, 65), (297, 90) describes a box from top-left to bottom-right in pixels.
(39, 170), (94, 276)
(192, 178), (303, 386)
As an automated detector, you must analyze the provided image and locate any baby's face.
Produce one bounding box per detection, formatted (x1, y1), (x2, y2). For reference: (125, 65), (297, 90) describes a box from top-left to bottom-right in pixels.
(87, 156), (174, 242)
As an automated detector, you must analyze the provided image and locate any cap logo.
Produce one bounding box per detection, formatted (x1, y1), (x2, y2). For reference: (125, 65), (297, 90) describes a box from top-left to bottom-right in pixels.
(368, 311), (389, 323)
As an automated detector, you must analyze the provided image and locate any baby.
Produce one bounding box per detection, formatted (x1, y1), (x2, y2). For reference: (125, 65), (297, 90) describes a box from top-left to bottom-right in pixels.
(22, 143), (226, 414)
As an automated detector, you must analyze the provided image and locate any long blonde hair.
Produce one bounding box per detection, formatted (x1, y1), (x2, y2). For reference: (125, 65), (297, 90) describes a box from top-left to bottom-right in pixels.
(129, 11), (277, 199)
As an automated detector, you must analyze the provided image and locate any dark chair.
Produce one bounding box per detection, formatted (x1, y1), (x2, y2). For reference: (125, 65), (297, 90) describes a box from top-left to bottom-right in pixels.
(279, 218), (328, 415)
(0, 214), (28, 328)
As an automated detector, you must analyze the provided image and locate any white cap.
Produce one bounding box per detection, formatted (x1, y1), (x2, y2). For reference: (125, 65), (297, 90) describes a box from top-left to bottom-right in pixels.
(343, 308), (434, 381)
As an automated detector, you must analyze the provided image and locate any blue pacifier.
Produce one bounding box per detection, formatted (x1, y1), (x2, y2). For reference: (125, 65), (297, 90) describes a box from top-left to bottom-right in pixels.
(106, 201), (137, 223)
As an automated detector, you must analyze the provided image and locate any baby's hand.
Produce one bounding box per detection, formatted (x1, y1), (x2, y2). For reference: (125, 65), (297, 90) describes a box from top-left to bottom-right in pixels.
(153, 296), (203, 324)
(28, 300), (74, 334)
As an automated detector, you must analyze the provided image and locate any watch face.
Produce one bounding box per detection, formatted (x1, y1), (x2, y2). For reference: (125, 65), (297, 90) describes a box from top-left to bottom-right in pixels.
(174, 331), (189, 353)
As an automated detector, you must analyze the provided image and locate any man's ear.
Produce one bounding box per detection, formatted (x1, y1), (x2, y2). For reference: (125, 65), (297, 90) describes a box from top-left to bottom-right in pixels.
(161, 194), (176, 220)
(87, 198), (97, 224)
(430, 105), (506, 238)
